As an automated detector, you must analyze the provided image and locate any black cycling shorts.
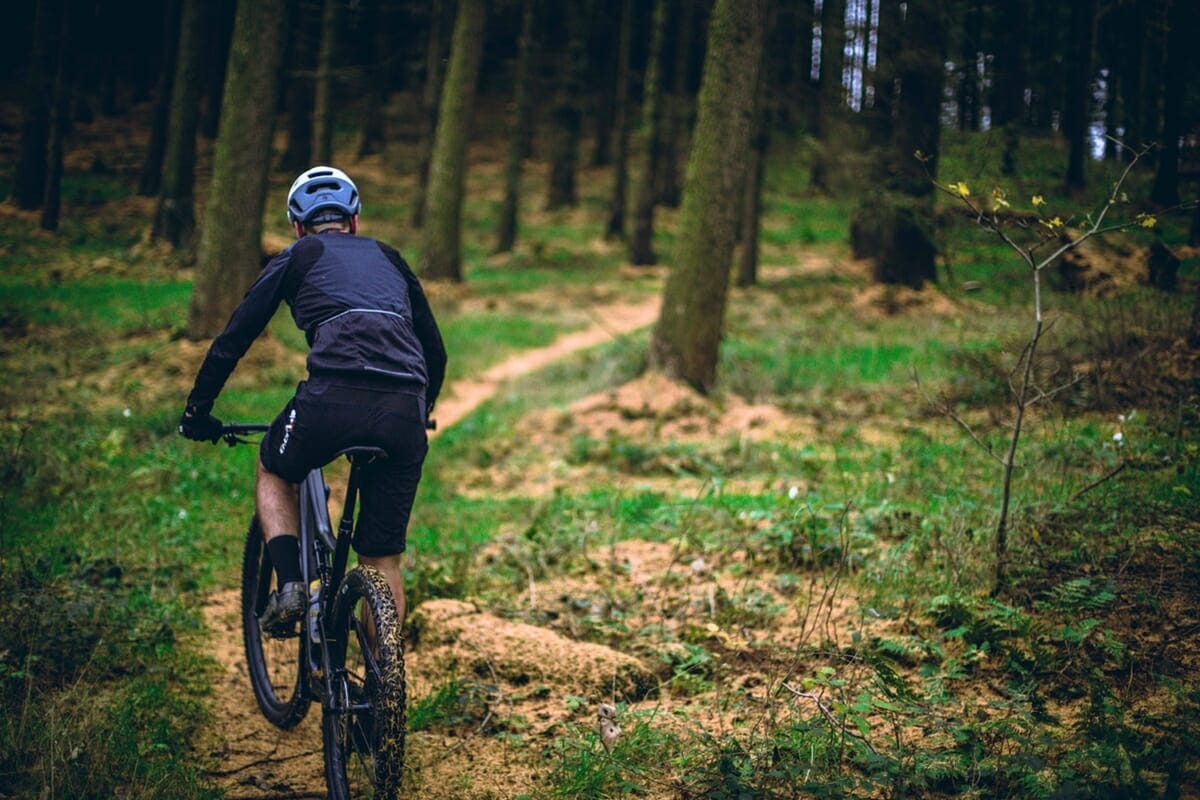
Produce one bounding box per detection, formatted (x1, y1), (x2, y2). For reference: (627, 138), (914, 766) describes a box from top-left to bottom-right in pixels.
(259, 379), (428, 557)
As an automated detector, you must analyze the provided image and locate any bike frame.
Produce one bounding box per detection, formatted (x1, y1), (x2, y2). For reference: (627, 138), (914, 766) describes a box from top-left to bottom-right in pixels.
(221, 425), (380, 706)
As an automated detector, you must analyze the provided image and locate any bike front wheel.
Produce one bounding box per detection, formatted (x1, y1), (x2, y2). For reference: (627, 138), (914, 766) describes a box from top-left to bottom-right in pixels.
(322, 565), (406, 800)
(241, 516), (310, 728)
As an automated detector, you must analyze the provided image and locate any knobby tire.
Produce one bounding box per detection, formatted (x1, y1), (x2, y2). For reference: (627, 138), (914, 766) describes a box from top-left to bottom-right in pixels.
(240, 516), (310, 728)
(322, 565), (406, 800)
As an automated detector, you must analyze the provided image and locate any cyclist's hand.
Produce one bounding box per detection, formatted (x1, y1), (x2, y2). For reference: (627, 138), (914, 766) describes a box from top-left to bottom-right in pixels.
(178, 405), (223, 442)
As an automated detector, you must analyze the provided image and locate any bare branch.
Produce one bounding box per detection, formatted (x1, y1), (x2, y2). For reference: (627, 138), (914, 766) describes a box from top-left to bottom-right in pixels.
(781, 683), (880, 756)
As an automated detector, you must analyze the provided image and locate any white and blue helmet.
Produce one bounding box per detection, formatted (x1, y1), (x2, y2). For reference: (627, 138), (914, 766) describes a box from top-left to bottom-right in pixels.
(286, 165), (361, 224)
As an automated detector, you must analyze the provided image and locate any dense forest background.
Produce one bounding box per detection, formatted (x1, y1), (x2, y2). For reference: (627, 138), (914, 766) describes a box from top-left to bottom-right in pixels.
(7, 0), (1200, 392)
(7, 0), (1200, 273)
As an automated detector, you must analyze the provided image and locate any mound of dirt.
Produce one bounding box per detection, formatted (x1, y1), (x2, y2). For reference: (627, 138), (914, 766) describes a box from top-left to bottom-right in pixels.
(410, 599), (654, 696)
(552, 371), (814, 445)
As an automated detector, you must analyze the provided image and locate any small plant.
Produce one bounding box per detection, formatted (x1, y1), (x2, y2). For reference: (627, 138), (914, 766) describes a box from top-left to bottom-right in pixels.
(926, 143), (1172, 594)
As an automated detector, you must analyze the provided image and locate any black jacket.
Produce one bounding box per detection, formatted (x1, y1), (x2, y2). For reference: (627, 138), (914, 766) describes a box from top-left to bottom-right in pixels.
(187, 231), (447, 414)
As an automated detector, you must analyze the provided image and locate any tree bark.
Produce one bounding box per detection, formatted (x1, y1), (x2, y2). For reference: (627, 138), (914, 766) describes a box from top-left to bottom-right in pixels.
(187, 0), (286, 340)
(153, 0), (208, 252)
(628, 0), (669, 265)
(419, 0), (487, 282)
(649, 0), (766, 394)
(497, 0), (535, 253)
(736, 64), (768, 289)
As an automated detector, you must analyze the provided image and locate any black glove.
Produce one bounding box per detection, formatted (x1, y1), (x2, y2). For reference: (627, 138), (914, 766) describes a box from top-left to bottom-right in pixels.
(179, 405), (223, 442)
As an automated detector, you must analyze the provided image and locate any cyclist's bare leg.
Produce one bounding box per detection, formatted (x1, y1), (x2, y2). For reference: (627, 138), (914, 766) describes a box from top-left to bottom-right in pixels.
(356, 553), (405, 652)
(256, 457), (300, 541)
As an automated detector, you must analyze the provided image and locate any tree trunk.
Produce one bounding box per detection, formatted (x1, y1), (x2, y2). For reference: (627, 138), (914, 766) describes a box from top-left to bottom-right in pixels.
(497, 0), (535, 253)
(809, 0), (846, 193)
(279, 0), (317, 174)
(605, 0), (634, 238)
(1063, 0), (1096, 192)
(657, 0), (697, 208)
(411, 0), (449, 228)
(729, 40), (768, 289)
(357, 0), (390, 158)
(736, 63), (768, 289)
(40, 1), (69, 232)
(138, 0), (182, 197)
(649, 0), (766, 394)
(199, 0), (234, 140)
(419, 0), (487, 282)
(866, 0), (900, 147)
(1150, 0), (1188, 207)
(956, 0), (982, 132)
(153, 0), (208, 252)
(853, 0), (945, 289)
(312, 0), (339, 164)
(990, 0), (1027, 175)
(628, 0), (669, 265)
(11, 0), (61, 210)
(187, 0), (286, 340)
(545, 0), (590, 210)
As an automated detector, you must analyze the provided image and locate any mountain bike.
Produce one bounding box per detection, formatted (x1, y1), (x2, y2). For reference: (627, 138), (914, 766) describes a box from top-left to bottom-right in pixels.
(218, 423), (405, 799)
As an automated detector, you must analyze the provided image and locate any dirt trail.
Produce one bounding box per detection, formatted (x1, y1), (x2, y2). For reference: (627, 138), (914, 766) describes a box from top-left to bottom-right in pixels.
(198, 294), (662, 799)
(429, 297), (661, 431)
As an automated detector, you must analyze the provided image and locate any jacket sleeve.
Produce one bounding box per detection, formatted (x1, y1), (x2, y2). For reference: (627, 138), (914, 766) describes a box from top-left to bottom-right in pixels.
(186, 252), (293, 412)
(378, 243), (447, 414)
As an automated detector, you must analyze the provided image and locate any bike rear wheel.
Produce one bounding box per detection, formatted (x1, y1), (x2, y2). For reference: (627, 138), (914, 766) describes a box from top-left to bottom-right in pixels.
(241, 516), (310, 728)
(322, 565), (406, 800)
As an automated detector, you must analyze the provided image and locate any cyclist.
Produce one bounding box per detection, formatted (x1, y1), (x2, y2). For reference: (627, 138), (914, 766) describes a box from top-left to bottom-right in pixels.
(179, 165), (447, 634)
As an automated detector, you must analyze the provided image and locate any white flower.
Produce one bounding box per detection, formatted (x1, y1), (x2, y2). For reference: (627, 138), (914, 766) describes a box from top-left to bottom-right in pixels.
(1112, 432), (1124, 446)
(177, 509), (188, 520)
(788, 485), (800, 499)
(122, 408), (132, 418)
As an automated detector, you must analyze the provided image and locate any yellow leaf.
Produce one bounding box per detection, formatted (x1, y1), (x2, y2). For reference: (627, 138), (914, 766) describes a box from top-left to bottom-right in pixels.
(953, 181), (971, 198)
(1032, 195), (1046, 208)
(1137, 214), (1157, 229)
(992, 188), (1010, 208)
(1049, 216), (1064, 228)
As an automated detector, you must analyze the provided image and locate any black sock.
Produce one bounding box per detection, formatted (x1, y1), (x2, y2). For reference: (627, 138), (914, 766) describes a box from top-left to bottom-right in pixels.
(266, 535), (302, 586)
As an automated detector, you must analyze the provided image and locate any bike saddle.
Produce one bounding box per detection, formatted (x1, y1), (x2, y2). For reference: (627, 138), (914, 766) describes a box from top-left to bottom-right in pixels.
(336, 445), (389, 465)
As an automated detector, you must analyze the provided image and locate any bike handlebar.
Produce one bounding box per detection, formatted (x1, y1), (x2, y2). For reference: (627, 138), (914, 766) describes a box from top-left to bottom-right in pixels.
(217, 423), (270, 447)
(214, 419), (435, 447)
